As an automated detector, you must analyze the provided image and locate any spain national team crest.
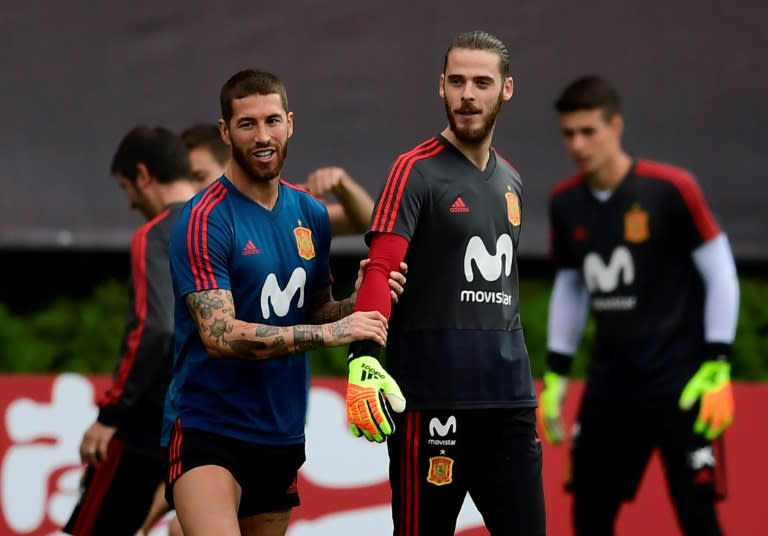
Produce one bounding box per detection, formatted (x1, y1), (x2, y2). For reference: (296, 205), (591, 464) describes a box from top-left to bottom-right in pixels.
(505, 192), (521, 226)
(624, 205), (649, 243)
(294, 225), (315, 260)
(427, 454), (454, 486)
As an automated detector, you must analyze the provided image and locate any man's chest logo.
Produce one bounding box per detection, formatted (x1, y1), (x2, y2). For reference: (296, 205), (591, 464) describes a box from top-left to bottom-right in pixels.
(261, 267), (307, 319)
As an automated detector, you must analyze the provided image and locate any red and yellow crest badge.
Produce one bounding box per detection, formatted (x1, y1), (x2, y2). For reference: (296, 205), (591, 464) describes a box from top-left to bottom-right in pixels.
(426, 455), (454, 486)
(505, 192), (521, 226)
(624, 205), (649, 243)
(294, 225), (315, 260)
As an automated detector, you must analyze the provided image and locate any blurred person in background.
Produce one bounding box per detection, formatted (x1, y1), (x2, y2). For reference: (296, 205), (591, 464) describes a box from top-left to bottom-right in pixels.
(345, 30), (545, 535)
(161, 68), (406, 536)
(538, 74), (739, 535)
(62, 126), (196, 536)
(181, 122), (374, 234)
(181, 123), (230, 190)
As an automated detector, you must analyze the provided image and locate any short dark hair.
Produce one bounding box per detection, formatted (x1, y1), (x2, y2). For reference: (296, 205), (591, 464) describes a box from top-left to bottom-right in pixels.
(554, 75), (622, 119)
(181, 123), (229, 166)
(443, 30), (510, 77)
(110, 126), (191, 184)
(219, 69), (289, 124)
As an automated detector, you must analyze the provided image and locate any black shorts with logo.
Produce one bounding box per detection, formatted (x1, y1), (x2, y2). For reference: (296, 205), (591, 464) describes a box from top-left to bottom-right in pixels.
(165, 423), (305, 517)
(387, 407), (545, 536)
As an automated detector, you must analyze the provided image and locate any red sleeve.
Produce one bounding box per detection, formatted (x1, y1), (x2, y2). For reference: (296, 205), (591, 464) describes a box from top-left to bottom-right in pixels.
(354, 232), (409, 319)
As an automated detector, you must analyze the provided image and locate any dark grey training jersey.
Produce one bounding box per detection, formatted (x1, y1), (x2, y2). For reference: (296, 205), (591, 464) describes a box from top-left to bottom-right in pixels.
(549, 159), (721, 403)
(367, 135), (536, 410)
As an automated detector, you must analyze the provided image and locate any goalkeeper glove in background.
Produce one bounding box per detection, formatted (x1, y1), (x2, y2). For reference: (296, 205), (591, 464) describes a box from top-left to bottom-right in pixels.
(679, 360), (734, 440)
(346, 355), (406, 443)
(537, 370), (568, 445)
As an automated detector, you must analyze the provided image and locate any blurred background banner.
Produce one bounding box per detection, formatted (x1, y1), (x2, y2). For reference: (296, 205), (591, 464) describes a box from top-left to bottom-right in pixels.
(0, 374), (764, 536)
(1, 0), (765, 259)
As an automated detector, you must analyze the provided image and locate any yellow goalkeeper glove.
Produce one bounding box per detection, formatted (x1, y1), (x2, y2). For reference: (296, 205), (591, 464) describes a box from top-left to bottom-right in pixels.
(679, 360), (734, 440)
(537, 371), (568, 445)
(346, 355), (406, 443)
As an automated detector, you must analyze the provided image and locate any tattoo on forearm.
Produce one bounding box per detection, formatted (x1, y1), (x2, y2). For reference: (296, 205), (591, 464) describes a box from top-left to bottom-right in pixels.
(330, 316), (352, 340)
(294, 325), (325, 353)
(209, 319), (232, 342)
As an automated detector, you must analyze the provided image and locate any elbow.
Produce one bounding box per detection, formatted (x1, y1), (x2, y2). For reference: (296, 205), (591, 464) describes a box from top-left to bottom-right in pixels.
(199, 336), (230, 359)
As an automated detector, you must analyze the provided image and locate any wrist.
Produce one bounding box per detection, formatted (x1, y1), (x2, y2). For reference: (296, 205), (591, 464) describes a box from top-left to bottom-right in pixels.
(348, 340), (382, 364)
(703, 342), (731, 362)
(546, 351), (573, 376)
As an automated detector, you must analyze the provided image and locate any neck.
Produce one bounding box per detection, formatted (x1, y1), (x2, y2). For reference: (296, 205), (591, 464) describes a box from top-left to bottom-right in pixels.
(227, 160), (280, 209)
(586, 151), (632, 190)
(144, 180), (197, 220)
(441, 127), (493, 171)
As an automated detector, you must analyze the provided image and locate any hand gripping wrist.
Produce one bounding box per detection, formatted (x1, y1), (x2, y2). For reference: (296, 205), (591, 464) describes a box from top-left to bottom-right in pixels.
(346, 355), (406, 443)
(679, 360), (734, 440)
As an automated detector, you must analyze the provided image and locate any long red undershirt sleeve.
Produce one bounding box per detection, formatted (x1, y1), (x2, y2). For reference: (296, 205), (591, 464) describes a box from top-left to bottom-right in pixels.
(349, 232), (409, 359)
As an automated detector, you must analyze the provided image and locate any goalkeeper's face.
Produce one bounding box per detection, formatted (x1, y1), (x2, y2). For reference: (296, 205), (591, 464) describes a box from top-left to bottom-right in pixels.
(439, 48), (514, 146)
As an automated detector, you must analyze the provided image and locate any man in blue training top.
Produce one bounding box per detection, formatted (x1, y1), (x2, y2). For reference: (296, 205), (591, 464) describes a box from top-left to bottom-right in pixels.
(162, 68), (406, 535)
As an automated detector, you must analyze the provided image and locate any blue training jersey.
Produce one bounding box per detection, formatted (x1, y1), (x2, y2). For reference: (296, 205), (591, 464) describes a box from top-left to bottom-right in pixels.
(162, 176), (332, 446)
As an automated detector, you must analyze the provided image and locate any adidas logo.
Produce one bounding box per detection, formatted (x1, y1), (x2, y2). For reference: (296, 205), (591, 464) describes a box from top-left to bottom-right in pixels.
(450, 197), (470, 213)
(242, 240), (260, 256)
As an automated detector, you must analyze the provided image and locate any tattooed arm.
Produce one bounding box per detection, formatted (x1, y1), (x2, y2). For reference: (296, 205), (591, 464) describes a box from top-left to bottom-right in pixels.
(186, 288), (387, 360)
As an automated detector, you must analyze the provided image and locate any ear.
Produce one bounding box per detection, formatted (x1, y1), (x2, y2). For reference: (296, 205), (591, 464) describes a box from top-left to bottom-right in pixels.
(286, 111), (294, 139)
(610, 113), (624, 137)
(218, 119), (231, 146)
(135, 162), (152, 189)
(502, 76), (514, 101)
(439, 73), (446, 98)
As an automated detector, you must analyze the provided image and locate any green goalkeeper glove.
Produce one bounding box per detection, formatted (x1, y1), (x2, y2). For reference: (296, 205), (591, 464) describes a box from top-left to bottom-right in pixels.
(346, 355), (406, 443)
(537, 371), (568, 445)
(679, 360), (734, 440)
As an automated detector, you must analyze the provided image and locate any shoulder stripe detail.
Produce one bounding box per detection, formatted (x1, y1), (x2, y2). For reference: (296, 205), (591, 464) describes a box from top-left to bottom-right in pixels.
(280, 179), (308, 193)
(372, 138), (443, 233)
(550, 173), (585, 198)
(97, 217), (157, 407)
(491, 147), (519, 175)
(188, 181), (227, 290)
(635, 159), (720, 240)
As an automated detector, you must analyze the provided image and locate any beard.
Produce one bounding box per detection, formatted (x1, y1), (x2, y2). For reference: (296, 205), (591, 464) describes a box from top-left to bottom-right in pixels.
(231, 138), (288, 183)
(445, 92), (503, 145)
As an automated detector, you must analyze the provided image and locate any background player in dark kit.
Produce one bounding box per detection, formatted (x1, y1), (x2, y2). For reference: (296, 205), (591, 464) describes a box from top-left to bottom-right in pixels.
(539, 74), (739, 535)
(63, 126), (196, 536)
(345, 30), (545, 535)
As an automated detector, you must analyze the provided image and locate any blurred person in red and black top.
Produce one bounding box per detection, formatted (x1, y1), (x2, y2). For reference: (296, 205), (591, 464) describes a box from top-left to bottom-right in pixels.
(346, 30), (545, 535)
(62, 126), (196, 536)
(539, 75), (739, 536)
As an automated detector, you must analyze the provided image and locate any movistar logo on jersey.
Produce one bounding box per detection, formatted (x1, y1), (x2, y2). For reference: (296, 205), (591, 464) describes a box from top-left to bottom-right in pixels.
(459, 235), (514, 306)
(428, 416), (457, 446)
(260, 267), (307, 319)
(583, 246), (637, 311)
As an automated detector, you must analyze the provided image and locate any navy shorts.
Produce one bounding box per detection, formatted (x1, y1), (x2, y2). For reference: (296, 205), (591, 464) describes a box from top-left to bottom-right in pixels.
(165, 422), (305, 517)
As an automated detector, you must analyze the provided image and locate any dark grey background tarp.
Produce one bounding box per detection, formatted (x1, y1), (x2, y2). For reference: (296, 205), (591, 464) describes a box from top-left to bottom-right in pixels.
(1, 0), (765, 259)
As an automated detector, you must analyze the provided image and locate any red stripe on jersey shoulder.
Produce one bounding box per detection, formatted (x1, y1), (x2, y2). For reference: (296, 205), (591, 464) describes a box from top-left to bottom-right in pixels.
(280, 178), (327, 204)
(372, 138), (444, 233)
(550, 173), (586, 198)
(491, 147), (519, 175)
(98, 209), (171, 407)
(188, 182), (228, 291)
(635, 159), (720, 240)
